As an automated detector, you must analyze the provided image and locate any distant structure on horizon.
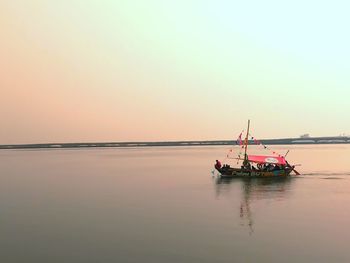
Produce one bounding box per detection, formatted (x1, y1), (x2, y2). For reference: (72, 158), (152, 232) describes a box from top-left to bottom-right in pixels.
(1, 135), (350, 150)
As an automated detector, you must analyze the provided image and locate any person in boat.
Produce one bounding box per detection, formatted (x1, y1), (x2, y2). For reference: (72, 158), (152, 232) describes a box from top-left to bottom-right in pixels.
(242, 160), (251, 170)
(268, 164), (275, 171)
(261, 163), (268, 171)
(275, 164), (285, 171)
(215, 160), (222, 170)
(262, 163), (270, 171)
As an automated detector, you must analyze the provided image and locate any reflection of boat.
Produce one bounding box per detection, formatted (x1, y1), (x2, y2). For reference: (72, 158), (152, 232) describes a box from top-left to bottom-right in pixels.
(215, 177), (293, 198)
(215, 177), (293, 234)
(215, 120), (299, 178)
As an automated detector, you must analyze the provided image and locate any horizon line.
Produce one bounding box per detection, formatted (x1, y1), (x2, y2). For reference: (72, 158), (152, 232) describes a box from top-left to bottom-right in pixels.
(1, 135), (350, 149)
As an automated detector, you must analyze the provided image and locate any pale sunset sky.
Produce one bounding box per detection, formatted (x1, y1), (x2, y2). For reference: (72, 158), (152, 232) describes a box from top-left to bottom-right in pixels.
(1, 0), (349, 144)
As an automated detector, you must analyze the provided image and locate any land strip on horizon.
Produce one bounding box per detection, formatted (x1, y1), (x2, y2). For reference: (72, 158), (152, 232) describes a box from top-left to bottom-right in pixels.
(0, 136), (350, 150)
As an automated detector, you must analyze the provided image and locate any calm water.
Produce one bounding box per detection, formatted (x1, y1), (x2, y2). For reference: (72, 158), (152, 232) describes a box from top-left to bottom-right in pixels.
(0, 145), (350, 262)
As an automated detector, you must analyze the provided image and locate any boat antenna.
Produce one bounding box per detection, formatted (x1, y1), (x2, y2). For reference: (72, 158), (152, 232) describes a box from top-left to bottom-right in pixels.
(244, 119), (250, 162)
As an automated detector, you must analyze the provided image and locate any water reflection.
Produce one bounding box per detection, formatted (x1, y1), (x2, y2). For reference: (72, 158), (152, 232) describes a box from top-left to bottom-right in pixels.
(215, 177), (294, 234)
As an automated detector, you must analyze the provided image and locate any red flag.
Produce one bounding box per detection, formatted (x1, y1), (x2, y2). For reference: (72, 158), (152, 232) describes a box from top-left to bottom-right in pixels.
(237, 132), (243, 145)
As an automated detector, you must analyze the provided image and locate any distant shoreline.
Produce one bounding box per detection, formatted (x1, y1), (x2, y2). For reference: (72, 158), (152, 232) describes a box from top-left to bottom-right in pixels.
(1, 136), (350, 150)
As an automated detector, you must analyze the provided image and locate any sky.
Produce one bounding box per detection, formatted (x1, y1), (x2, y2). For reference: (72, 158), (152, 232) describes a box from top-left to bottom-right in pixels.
(1, 0), (350, 144)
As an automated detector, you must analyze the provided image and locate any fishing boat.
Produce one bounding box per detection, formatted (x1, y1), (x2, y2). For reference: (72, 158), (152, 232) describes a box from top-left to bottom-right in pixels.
(215, 120), (300, 178)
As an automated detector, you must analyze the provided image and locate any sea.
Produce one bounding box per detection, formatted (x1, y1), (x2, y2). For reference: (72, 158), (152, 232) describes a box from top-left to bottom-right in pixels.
(0, 145), (349, 263)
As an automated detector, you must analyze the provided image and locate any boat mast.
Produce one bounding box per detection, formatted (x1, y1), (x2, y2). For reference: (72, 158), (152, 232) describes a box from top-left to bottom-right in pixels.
(244, 119), (250, 162)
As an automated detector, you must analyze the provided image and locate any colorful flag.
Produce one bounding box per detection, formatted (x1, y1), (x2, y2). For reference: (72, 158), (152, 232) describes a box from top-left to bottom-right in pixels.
(237, 132), (243, 145)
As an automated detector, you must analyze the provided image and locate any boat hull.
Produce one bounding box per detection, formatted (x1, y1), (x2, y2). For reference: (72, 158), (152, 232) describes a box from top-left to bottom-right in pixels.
(217, 167), (292, 178)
